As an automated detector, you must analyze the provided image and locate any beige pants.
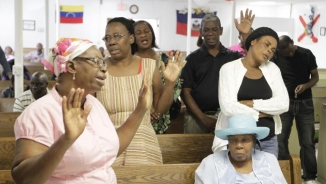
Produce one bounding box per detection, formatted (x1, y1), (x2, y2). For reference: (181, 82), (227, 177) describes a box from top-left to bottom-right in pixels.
(183, 111), (217, 134)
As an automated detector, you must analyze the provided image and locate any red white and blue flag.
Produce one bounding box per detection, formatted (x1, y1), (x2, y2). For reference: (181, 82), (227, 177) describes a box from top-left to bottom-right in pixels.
(176, 9), (216, 36)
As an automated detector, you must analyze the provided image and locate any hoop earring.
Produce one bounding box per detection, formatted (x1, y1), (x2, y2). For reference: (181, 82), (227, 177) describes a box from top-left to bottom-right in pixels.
(73, 73), (76, 80)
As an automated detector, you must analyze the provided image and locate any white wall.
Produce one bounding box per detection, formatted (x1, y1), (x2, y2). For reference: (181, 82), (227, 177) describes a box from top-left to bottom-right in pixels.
(0, 0), (234, 53)
(97, 0), (234, 52)
(0, 0), (47, 49)
(236, 4), (292, 18)
(0, 0), (16, 49)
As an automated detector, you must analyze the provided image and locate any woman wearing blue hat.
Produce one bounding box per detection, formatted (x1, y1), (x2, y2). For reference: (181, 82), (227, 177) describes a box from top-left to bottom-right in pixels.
(212, 27), (289, 157)
(196, 115), (287, 183)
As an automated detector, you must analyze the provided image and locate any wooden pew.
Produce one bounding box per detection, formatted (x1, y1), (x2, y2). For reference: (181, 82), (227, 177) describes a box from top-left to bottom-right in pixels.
(0, 112), (20, 137)
(0, 112), (303, 183)
(22, 61), (53, 79)
(0, 154), (302, 184)
(157, 134), (213, 164)
(0, 137), (15, 170)
(0, 98), (15, 112)
(0, 113), (214, 163)
(113, 163), (199, 184)
(0, 115), (212, 164)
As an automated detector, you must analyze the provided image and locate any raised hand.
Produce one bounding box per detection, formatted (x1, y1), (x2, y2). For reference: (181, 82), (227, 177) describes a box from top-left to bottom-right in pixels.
(62, 88), (92, 141)
(137, 69), (151, 111)
(234, 8), (255, 34)
(161, 50), (186, 84)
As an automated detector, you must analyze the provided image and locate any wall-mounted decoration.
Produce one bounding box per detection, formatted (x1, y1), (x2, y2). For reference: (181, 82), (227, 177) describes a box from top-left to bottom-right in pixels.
(320, 27), (326, 36)
(297, 5), (320, 43)
(23, 20), (35, 31)
(60, 5), (84, 24)
(129, 5), (139, 14)
(176, 8), (216, 36)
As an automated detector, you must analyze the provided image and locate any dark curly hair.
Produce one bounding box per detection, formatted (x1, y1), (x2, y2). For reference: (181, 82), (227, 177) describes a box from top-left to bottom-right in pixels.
(106, 17), (136, 54)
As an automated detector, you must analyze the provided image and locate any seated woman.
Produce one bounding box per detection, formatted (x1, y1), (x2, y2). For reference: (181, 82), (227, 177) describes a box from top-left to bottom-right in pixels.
(11, 38), (151, 183)
(196, 115), (287, 183)
(96, 17), (185, 165)
(212, 27), (289, 157)
(5, 46), (15, 61)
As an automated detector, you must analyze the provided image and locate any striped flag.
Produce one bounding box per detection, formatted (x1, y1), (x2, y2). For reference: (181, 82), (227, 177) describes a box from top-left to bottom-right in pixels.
(176, 10), (216, 36)
(60, 5), (84, 24)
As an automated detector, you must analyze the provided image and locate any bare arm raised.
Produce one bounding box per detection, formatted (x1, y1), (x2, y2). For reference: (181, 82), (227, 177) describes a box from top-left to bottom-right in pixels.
(152, 50), (186, 114)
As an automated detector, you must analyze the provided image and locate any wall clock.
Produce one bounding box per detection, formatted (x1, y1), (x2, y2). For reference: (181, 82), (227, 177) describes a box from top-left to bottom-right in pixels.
(129, 4), (139, 14)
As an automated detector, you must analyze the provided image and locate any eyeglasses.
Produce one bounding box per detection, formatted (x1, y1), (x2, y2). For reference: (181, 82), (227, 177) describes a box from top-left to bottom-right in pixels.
(74, 57), (107, 68)
(102, 34), (125, 43)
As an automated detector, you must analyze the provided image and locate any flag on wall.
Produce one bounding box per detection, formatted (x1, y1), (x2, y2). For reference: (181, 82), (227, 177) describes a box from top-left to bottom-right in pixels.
(296, 5), (320, 43)
(60, 5), (84, 24)
(176, 8), (216, 36)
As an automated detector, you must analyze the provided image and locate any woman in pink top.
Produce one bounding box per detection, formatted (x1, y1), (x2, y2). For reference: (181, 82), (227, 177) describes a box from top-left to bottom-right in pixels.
(12, 38), (151, 184)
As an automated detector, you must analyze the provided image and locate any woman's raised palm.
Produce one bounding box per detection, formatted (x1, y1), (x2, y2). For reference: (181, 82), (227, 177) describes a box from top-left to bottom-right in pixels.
(161, 50), (186, 83)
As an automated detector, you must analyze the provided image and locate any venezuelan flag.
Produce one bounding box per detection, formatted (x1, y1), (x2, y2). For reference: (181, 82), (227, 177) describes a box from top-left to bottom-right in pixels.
(60, 5), (83, 24)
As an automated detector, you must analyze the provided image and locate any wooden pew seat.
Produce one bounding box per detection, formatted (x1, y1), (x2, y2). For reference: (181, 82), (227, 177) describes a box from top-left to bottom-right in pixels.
(0, 154), (301, 184)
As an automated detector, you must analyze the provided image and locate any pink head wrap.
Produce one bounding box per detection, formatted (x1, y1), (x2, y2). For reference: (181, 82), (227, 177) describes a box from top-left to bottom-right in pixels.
(41, 38), (95, 76)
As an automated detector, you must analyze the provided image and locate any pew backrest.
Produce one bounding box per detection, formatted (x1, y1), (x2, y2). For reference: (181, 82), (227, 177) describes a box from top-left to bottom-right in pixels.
(157, 134), (214, 164)
(113, 163), (199, 184)
(0, 153), (302, 184)
(0, 112), (20, 137)
(0, 137), (15, 170)
(0, 98), (15, 112)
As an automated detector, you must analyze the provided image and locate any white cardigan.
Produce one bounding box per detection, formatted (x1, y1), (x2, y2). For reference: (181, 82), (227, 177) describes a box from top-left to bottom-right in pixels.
(212, 58), (289, 152)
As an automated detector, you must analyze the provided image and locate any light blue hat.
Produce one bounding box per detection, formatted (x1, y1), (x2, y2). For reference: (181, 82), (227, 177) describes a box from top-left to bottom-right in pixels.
(215, 115), (270, 140)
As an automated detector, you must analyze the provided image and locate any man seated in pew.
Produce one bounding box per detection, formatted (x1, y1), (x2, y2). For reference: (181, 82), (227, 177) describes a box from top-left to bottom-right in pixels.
(11, 37), (151, 183)
(13, 71), (49, 112)
(1, 76), (29, 98)
(195, 115), (287, 183)
(24, 43), (44, 63)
